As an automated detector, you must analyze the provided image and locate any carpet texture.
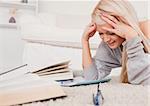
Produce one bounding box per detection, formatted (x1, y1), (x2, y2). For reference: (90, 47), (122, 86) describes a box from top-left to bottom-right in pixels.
(21, 76), (150, 106)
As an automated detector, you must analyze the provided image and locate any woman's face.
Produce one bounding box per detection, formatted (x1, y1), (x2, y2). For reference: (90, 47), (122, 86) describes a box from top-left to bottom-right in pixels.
(96, 23), (125, 49)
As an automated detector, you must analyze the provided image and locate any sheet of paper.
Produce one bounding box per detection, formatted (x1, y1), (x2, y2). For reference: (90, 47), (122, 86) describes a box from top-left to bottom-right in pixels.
(0, 76), (57, 91)
(41, 71), (73, 81)
(0, 73), (40, 89)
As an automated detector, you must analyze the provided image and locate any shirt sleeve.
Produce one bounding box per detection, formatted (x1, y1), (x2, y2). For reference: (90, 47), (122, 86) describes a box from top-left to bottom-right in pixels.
(83, 41), (121, 80)
(123, 36), (150, 85)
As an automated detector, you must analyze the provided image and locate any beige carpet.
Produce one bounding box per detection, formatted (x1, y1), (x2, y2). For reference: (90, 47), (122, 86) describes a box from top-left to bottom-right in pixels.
(22, 76), (150, 106)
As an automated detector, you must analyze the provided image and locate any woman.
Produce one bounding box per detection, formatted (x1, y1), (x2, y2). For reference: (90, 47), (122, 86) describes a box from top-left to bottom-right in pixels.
(82, 0), (150, 85)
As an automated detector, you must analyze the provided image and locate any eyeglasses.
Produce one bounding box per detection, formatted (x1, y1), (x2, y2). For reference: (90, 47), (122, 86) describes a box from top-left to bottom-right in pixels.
(93, 83), (104, 106)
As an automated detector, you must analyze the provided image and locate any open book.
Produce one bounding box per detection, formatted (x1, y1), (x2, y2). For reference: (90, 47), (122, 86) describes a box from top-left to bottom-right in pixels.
(0, 60), (73, 105)
(0, 60), (73, 82)
(0, 74), (66, 106)
(31, 60), (73, 81)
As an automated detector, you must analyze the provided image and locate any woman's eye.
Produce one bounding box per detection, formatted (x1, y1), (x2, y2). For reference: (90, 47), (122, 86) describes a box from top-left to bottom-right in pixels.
(110, 33), (115, 35)
(99, 32), (103, 35)
(106, 32), (115, 35)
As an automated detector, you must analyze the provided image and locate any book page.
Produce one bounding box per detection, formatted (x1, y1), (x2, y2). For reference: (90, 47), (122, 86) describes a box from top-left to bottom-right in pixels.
(33, 62), (69, 73)
(0, 78), (66, 106)
(29, 60), (70, 73)
(38, 68), (70, 76)
(0, 77), (57, 90)
(41, 71), (73, 81)
(0, 73), (40, 88)
(0, 65), (29, 82)
(34, 64), (68, 74)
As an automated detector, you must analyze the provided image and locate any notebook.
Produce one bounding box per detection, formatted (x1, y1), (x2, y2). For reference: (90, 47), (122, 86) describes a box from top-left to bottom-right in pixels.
(60, 76), (111, 87)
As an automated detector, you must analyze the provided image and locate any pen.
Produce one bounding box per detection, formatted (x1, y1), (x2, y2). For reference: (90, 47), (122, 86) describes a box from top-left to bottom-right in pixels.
(93, 83), (104, 106)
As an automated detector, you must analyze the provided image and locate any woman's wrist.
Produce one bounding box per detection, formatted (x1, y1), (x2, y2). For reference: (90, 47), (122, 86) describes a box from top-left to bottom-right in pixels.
(82, 37), (90, 47)
(82, 35), (89, 42)
(82, 38), (89, 44)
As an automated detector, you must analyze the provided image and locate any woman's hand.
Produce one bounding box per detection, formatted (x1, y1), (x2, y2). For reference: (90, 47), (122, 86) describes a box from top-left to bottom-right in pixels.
(100, 13), (138, 41)
(82, 22), (97, 41)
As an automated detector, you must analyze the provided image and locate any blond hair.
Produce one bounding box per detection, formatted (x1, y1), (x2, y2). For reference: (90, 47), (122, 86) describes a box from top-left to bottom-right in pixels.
(92, 0), (150, 83)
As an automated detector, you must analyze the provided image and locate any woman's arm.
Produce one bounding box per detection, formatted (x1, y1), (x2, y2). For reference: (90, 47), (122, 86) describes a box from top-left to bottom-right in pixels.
(81, 23), (96, 69)
(82, 23), (121, 80)
(98, 14), (150, 84)
(124, 36), (150, 84)
(82, 39), (92, 69)
(126, 20), (150, 84)
(83, 41), (121, 80)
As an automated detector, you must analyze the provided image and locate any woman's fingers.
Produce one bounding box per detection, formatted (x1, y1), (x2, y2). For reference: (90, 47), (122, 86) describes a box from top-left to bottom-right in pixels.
(101, 15), (117, 28)
(88, 23), (96, 32)
(88, 22), (96, 27)
(83, 22), (97, 41)
(101, 13), (119, 24)
(101, 27), (116, 33)
(102, 27), (124, 38)
(89, 30), (96, 37)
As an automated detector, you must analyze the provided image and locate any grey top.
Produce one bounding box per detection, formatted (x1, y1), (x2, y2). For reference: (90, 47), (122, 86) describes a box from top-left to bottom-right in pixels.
(83, 36), (150, 85)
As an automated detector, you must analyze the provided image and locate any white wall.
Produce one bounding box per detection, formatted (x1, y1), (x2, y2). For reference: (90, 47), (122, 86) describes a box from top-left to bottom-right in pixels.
(38, 1), (98, 30)
(39, 1), (97, 15)
(130, 0), (148, 19)
(0, 28), (25, 70)
(39, 0), (148, 19)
